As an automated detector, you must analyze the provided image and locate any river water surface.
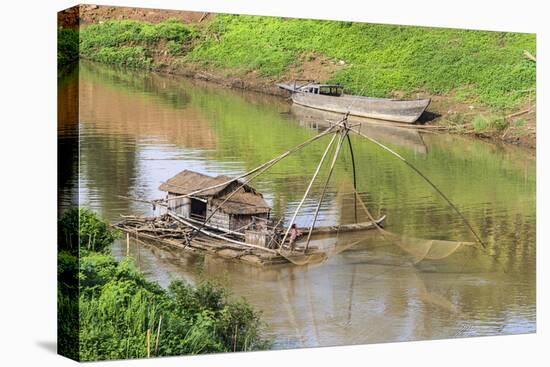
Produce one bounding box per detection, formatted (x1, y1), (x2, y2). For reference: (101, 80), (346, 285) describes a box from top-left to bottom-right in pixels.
(59, 62), (536, 349)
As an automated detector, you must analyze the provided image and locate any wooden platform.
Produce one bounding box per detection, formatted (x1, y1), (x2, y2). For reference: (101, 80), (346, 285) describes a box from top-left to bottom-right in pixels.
(114, 216), (290, 266)
(113, 214), (385, 266)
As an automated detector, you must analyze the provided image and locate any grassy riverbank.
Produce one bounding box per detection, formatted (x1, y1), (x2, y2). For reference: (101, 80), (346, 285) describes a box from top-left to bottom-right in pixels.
(58, 8), (536, 147)
(58, 209), (269, 361)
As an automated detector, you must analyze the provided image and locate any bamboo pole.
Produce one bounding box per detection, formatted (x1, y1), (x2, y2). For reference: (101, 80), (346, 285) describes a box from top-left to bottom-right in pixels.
(136, 231), (141, 269)
(146, 329), (151, 358)
(346, 133), (358, 224)
(523, 50), (536, 62)
(348, 126), (485, 248)
(304, 129), (349, 251)
(167, 212), (278, 253)
(155, 316), (162, 356)
(185, 129), (338, 244)
(199, 12), (210, 22)
(126, 232), (130, 257)
(280, 130), (340, 250)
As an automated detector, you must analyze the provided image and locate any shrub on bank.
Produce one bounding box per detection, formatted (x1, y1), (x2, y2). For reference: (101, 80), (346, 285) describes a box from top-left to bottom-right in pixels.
(57, 209), (269, 361)
(58, 28), (79, 67)
(95, 47), (152, 68)
(79, 19), (193, 68)
(58, 208), (120, 254)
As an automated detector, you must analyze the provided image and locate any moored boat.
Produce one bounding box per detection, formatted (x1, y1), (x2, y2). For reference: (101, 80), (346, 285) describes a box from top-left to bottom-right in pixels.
(277, 81), (431, 123)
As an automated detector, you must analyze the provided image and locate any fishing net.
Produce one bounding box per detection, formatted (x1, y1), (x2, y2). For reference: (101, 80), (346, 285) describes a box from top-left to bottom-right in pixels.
(275, 183), (489, 269)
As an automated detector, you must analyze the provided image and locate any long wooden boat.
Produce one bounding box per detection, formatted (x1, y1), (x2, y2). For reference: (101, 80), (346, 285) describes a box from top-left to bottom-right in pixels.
(277, 82), (431, 123)
(181, 212), (385, 240)
(308, 215), (386, 235)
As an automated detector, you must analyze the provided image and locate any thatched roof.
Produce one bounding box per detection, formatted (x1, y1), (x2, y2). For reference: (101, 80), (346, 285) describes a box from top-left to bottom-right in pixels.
(212, 191), (271, 215)
(159, 170), (235, 196)
(160, 170), (271, 215)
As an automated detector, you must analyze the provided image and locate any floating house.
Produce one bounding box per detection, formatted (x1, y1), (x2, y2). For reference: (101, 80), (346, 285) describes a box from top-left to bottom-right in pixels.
(159, 170), (271, 234)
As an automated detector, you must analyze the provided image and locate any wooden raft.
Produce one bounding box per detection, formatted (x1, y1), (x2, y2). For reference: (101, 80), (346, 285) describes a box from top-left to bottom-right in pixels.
(113, 215), (290, 266)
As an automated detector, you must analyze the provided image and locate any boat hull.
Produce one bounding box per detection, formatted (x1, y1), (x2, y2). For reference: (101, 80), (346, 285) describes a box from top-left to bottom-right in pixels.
(291, 93), (431, 123)
(309, 215), (386, 236)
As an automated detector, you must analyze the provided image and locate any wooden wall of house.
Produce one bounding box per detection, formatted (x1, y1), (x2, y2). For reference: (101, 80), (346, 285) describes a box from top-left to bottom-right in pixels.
(245, 230), (269, 247)
(229, 213), (268, 232)
(229, 214), (249, 232)
(167, 193), (191, 217)
(206, 205), (230, 230)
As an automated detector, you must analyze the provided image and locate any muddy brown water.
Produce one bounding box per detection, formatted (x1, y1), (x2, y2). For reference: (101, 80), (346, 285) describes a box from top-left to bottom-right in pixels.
(58, 62), (535, 349)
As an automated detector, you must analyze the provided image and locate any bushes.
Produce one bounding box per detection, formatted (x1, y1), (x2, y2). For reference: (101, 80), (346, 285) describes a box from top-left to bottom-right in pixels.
(80, 19), (191, 51)
(58, 28), (79, 67)
(79, 19), (192, 68)
(57, 209), (269, 361)
(471, 114), (508, 133)
(78, 258), (269, 360)
(94, 47), (152, 68)
(167, 40), (183, 56)
(58, 208), (120, 254)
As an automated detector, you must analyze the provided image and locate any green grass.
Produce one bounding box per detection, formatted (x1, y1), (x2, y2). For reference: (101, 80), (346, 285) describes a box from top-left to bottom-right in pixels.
(79, 19), (193, 68)
(471, 114), (508, 133)
(94, 46), (153, 68)
(57, 209), (269, 361)
(75, 15), (535, 111)
(187, 15), (535, 109)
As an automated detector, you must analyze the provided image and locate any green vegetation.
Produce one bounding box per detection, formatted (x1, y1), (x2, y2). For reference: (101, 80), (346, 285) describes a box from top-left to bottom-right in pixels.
(79, 19), (194, 69)
(76, 15), (535, 113)
(58, 209), (269, 361)
(187, 15), (535, 109)
(58, 28), (79, 67)
(167, 40), (183, 56)
(94, 46), (152, 68)
(59, 207), (120, 254)
(471, 114), (508, 133)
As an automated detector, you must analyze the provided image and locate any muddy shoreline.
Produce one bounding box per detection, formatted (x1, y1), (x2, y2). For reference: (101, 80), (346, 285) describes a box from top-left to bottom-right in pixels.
(138, 61), (536, 151)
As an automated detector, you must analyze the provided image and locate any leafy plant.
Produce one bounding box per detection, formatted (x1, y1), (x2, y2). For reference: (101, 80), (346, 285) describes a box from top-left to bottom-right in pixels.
(167, 40), (183, 56)
(94, 47), (152, 68)
(58, 27), (79, 67)
(58, 208), (119, 254)
(57, 209), (269, 361)
(79, 19), (192, 66)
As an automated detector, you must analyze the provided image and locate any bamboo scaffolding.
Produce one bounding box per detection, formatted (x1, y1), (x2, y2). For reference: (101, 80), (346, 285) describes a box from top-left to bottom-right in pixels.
(346, 133), (358, 224)
(185, 127), (340, 244)
(304, 128), (349, 250)
(280, 131), (340, 249)
(167, 212), (278, 253)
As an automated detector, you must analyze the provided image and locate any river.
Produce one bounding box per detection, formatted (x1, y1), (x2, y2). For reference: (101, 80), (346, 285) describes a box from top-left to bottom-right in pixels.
(58, 62), (536, 349)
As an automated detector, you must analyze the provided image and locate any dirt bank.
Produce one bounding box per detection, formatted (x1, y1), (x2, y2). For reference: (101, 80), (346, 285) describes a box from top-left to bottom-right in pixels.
(58, 4), (210, 28)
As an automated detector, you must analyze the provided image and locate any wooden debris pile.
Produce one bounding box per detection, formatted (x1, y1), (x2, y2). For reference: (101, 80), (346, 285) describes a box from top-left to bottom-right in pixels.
(114, 215), (289, 266)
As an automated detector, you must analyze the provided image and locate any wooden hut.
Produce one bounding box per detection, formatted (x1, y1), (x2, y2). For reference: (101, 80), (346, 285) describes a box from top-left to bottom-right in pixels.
(159, 170), (271, 233)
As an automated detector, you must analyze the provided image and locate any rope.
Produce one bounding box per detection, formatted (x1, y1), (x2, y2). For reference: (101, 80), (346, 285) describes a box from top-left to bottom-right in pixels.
(163, 118), (347, 202)
(304, 125), (350, 251)
(279, 131), (340, 249)
(348, 126), (486, 248)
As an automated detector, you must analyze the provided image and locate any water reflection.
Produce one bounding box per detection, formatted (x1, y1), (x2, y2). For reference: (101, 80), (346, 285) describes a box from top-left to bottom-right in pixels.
(290, 103), (429, 154)
(60, 61), (535, 348)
